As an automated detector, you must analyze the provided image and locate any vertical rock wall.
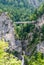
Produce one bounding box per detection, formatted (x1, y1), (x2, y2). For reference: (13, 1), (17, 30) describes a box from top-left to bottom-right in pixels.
(0, 12), (22, 53)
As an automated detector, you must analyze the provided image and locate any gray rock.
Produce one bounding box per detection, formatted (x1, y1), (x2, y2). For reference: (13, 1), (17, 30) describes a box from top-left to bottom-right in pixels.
(37, 41), (44, 53)
(0, 12), (22, 53)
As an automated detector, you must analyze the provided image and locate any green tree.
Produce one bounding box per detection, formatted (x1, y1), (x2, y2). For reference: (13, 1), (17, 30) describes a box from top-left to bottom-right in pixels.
(0, 39), (21, 65)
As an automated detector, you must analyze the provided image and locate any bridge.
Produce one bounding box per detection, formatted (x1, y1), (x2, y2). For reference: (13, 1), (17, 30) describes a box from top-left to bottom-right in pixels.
(14, 21), (36, 24)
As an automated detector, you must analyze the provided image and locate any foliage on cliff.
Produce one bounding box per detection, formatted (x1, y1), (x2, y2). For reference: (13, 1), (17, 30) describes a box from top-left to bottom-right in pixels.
(0, 40), (21, 65)
(25, 52), (44, 65)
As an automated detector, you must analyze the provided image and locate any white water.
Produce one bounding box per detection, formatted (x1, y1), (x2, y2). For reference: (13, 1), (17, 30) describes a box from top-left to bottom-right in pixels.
(21, 56), (24, 65)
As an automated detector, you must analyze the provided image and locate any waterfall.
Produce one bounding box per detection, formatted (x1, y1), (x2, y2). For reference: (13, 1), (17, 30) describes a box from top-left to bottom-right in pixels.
(21, 56), (24, 65)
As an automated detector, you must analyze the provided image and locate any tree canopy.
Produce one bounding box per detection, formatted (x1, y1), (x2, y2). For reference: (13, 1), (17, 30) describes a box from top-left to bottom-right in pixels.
(0, 40), (21, 65)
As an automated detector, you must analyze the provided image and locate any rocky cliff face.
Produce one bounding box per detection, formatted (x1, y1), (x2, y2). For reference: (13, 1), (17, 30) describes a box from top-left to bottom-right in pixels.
(0, 13), (15, 49)
(0, 12), (22, 53)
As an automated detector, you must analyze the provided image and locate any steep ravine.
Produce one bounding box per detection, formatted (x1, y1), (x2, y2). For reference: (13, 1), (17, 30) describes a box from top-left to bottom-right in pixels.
(0, 12), (44, 65)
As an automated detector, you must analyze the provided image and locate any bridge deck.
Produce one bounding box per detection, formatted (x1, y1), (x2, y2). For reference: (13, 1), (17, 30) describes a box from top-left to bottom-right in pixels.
(14, 21), (35, 24)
